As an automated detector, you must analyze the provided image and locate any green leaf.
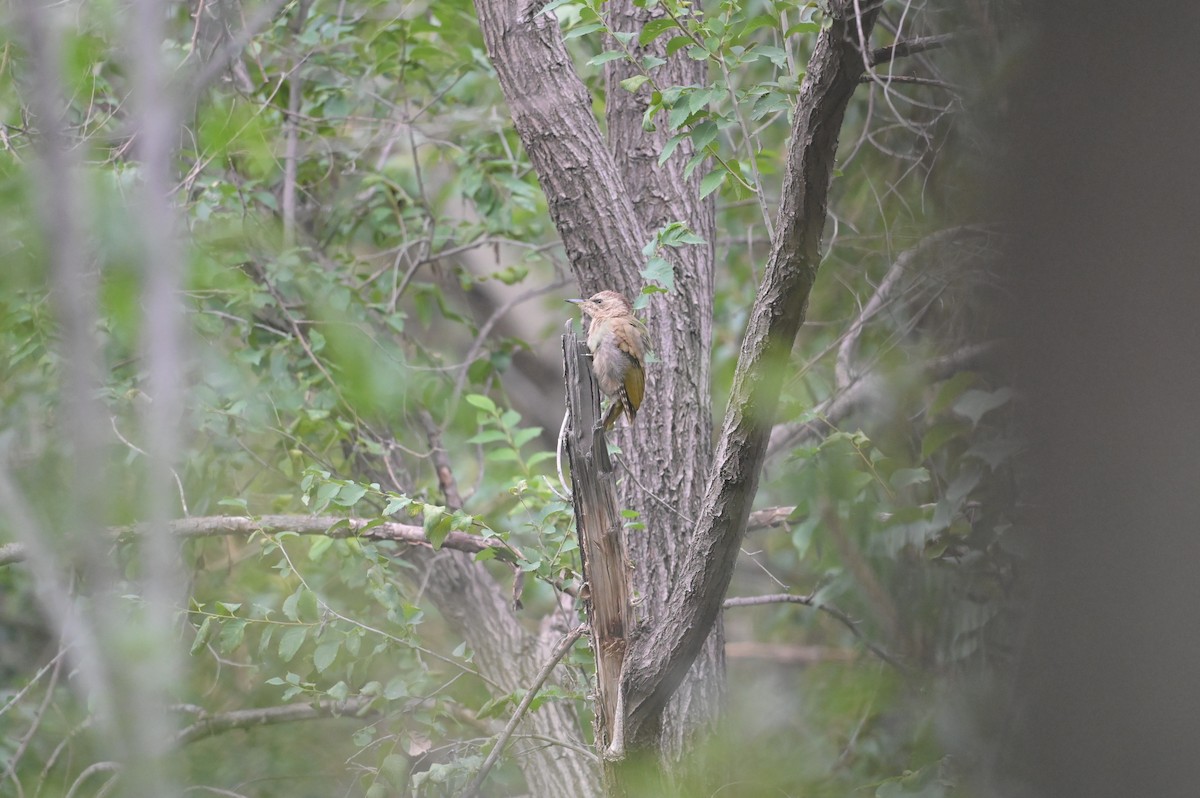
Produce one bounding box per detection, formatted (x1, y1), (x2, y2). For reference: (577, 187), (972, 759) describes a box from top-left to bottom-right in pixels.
(587, 50), (627, 66)
(512, 427), (542, 447)
(282, 588), (303, 621)
(313, 639), (340, 673)
(218, 619), (247, 654)
(953, 387), (1013, 426)
(921, 420), (966, 460)
(335, 482), (367, 507)
(278, 626), (306, 663)
(314, 481), (340, 512)
(424, 505), (453, 549)
(298, 589), (319, 623)
(326, 681), (349, 701)
(965, 438), (1023, 470)
(564, 21), (603, 40)
(486, 447), (521, 463)
(383, 496), (413, 516)
(931, 371), (978, 415)
(638, 54), (664, 71)
(527, 451), (555, 466)
(540, 0), (576, 13)
(464, 394), (497, 413)
(698, 169), (726, 199)
(640, 257), (676, 292)
(477, 691), (517, 720)
(308, 535), (334, 561)
(739, 14), (780, 38)
(638, 18), (678, 45)
(690, 120), (718, 151)
(466, 430), (508, 445)
(889, 467), (930, 489)
(620, 75), (650, 93)
(785, 22), (820, 37)
(752, 45), (789, 67)
(667, 102), (693, 130)
(658, 132), (688, 165)
(190, 617), (215, 655)
(666, 35), (693, 56)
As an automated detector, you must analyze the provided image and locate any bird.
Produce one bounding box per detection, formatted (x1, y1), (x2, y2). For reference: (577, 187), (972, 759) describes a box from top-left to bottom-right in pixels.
(566, 290), (646, 430)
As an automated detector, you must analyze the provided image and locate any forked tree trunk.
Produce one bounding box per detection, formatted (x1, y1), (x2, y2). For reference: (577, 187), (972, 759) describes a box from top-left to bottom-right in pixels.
(471, 0), (880, 790)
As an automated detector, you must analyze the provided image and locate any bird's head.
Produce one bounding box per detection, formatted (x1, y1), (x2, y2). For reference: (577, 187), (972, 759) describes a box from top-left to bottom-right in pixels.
(566, 290), (633, 320)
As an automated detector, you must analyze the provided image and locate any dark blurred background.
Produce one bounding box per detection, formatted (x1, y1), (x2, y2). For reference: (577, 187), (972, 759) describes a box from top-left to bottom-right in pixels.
(993, 4), (1200, 796)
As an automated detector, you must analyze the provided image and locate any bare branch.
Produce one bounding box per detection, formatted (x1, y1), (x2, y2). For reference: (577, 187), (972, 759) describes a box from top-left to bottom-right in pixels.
(176, 698), (374, 746)
(419, 410), (465, 511)
(0, 515), (524, 568)
(64, 761), (121, 798)
(724, 593), (907, 671)
(726, 641), (856, 665)
(857, 74), (957, 90)
(836, 226), (986, 388)
(189, 0), (292, 98)
(450, 279), (570, 412)
(767, 340), (998, 459)
(0, 543), (26, 568)
(1, 641), (64, 791)
(869, 33), (955, 68)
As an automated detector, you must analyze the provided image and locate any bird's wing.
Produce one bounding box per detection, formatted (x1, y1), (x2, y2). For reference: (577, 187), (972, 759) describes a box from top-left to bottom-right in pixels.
(613, 319), (645, 414)
(621, 347), (644, 416)
(624, 357), (643, 412)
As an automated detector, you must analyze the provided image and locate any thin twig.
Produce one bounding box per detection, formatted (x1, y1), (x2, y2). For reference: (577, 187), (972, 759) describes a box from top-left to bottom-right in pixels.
(189, 0), (291, 97)
(857, 74), (956, 90)
(462, 624), (586, 797)
(869, 33), (955, 67)
(449, 279), (569, 411)
(0, 644), (71, 720)
(723, 593), (906, 671)
(63, 761), (120, 798)
(1, 641), (64, 790)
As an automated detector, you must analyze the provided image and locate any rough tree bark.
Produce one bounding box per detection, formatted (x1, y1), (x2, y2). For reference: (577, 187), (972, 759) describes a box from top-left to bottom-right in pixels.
(602, 0), (722, 759)
(472, 0), (881, 770)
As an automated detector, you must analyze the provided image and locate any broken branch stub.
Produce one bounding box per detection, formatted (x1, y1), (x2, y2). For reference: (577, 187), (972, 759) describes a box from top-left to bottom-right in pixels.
(562, 331), (633, 758)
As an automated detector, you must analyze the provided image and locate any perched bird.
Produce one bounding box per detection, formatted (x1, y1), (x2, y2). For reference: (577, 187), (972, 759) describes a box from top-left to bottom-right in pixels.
(566, 290), (646, 430)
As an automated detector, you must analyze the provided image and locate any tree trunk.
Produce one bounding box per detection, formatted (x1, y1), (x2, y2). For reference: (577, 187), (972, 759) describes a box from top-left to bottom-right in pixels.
(602, 0), (722, 761)
(472, 0), (879, 785)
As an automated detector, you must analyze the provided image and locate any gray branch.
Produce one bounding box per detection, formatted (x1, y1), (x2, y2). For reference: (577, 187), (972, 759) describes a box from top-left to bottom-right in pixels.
(0, 515), (523, 568)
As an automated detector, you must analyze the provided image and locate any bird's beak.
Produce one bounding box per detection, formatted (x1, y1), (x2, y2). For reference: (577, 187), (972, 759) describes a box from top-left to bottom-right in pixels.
(565, 298), (583, 305)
